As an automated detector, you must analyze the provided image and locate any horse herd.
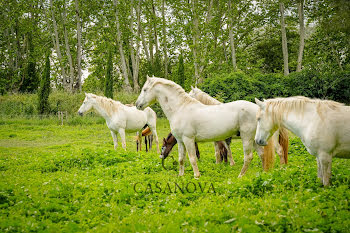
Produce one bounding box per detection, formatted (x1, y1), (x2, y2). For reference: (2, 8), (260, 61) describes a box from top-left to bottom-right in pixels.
(78, 76), (350, 186)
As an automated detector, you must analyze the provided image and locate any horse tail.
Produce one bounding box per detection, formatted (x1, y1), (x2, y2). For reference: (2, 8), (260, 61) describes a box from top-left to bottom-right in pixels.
(263, 137), (275, 171)
(279, 127), (289, 164)
(142, 127), (152, 136)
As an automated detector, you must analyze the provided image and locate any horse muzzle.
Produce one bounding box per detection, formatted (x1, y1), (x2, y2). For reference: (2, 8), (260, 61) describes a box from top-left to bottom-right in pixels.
(135, 101), (143, 110)
(255, 139), (267, 146)
(78, 111), (83, 116)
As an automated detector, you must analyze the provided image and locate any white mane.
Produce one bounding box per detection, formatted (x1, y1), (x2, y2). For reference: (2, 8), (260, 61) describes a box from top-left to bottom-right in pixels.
(87, 93), (122, 116)
(263, 96), (344, 124)
(191, 87), (221, 105)
(148, 77), (201, 106)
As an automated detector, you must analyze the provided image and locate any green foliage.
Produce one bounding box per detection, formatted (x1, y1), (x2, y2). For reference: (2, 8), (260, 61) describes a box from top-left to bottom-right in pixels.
(104, 49), (114, 99)
(0, 119), (349, 232)
(201, 69), (350, 104)
(38, 55), (51, 115)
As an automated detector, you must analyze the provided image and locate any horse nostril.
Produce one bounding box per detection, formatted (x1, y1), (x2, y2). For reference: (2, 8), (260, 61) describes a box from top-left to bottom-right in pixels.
(78, 112), (83, 116)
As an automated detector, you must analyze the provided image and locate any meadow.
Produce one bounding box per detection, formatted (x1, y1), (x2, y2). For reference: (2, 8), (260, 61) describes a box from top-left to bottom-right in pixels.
(0, 116), (349, 232)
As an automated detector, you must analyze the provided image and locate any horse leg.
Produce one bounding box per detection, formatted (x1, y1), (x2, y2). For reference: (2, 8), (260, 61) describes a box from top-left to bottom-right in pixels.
(145, 135), (148, 152)
(316, 157), (322, 181)
(319, 152), (332, 186)
(195, 142), (200, 159)
(149, 135), (153, 150)
(214, 142), (222, 164)
(223, 141), (235, 166)
(111, 130), (118, 150)
(178, 141), (186, 176)
(118, 128), (126, 150)
(183, 136), (200, 179)
(238, 137), (254, 178)
(148, 124), (160, 154)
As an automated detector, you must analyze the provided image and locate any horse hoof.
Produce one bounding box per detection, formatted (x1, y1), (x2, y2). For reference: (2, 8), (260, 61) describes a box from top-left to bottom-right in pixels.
(194, 174), (201, 179)
(238, 174), (243, 178)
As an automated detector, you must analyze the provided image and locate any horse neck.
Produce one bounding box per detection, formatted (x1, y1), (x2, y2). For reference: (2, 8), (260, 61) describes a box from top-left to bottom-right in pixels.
(156, 86), (198, 121)
(280, 103), (316, 140)
(92, 99), (114, 121)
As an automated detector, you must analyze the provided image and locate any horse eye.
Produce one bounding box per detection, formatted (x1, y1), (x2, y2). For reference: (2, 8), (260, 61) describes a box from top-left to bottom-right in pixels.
(143, 88), (147, 92)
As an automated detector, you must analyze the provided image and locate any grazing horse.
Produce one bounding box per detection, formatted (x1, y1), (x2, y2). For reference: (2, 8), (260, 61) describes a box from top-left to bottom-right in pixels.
(255, 96), (350, 186)
(189, 87), (289, 165)
(78, 93), (159, 153)
(161, 132), (232, 162)
(136, 76), (275, 178)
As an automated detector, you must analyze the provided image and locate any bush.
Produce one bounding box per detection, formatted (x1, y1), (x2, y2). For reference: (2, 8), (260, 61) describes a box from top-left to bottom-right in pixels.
(201, 69), (350, 104)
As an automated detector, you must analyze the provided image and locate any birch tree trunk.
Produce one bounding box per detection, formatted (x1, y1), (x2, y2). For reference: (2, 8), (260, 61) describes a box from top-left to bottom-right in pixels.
(296, 0), (305, 72)
(161, 0), (168, 79)
(128, 0), (140, 92)
(62, 1), (74, 91)
(49, 0), (68, 89)
(192, 0), (200, 85)
(279, 2), (289, 76)
(113, 0), (132, 92)
(228, 0), (237, 71)
(198, 0), (214, 76)
(151, 0), (159, 55)
(75, 0), (82, 92)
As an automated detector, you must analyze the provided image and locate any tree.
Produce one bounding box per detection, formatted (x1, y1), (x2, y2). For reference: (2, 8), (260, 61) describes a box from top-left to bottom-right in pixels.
(104, 49), (114, 99)
(177, 53), (185, 87)
(279, 2), (289, 76)
(296, 0), (305, 72)
(38, 54), (51, 115)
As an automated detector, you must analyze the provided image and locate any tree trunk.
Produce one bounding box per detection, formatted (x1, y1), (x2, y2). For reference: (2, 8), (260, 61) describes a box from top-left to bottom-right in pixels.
(113, 0), (132, 92)
(228, 0), (237, 71)
(75, 0), (82, 92)
(198, 0), (214, 77)
(62, 1), (74, 91)
(296, 0), (305, 72)
(151, 0), (159, 56)
(161, 0), (168, 79)
(128, 0), (141, 92)
(50, 0), (68, 88)
(140, 21), (150, 62)
(279, 2), (289, 76)
(192, 0), (200, 85)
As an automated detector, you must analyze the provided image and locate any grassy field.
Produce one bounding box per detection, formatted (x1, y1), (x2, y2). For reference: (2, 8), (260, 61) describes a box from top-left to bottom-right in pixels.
(0, 117), (349, 232)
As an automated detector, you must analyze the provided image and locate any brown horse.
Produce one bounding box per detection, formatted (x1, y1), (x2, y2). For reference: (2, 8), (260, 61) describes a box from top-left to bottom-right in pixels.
(161, 132), (232, 163)
(136, 125), (153, 152)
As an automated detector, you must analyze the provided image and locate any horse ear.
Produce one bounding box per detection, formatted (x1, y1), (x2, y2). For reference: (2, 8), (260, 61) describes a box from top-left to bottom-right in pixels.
(146, 75), (150, 81)
(163, 138), (166, 143)
(191, 86), (194, 90)
(255, 98), (265, 110)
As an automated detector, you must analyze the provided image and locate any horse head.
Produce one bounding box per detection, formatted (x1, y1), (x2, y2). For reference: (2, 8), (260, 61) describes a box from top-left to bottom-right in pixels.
(78, 93), (96, 116)
(160, 133), (177, 159)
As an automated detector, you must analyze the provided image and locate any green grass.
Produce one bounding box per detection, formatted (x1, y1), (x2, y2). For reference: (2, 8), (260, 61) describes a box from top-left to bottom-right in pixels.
(0, 117), (349, 232)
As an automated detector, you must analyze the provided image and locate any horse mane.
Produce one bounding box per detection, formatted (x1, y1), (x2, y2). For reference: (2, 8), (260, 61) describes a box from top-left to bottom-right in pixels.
(149, 77), (201, 106)
(88, 93), (122, 116)
(264, 96), (344, 125)
(192, 88), (222, 105)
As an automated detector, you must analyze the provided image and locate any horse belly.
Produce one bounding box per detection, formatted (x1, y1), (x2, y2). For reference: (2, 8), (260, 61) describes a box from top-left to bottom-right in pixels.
(194, 114), (239, 142)
(124, 111), (147, 132)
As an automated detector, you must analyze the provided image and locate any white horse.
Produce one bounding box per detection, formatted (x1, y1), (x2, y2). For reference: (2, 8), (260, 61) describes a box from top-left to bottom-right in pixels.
(188, 87), (235, 166)
(78, 93), (159, 153)
(189, 87), (289, 166)
(135, 77), (275, 179)
(254, 96), (350, 186)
